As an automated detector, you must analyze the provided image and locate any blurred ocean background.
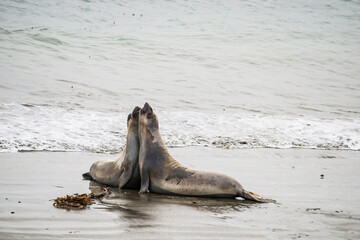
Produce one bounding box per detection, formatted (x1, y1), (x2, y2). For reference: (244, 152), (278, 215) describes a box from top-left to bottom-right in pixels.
(0, 0), (359, 153)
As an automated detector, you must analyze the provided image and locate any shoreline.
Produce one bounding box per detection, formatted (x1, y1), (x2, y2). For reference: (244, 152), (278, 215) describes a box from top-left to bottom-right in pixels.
(9, 146), (360, 153)
(0, 148), (359, 239)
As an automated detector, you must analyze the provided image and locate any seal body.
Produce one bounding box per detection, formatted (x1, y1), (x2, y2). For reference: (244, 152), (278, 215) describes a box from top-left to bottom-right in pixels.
(84, 107), (141, 189)
(138, 103), (275, 202)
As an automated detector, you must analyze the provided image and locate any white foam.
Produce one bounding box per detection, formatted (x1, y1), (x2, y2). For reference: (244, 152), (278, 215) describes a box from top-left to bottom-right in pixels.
(0, 103), (359, 153)
(158, 111), (360, 151)
(0, 103), (127, 153)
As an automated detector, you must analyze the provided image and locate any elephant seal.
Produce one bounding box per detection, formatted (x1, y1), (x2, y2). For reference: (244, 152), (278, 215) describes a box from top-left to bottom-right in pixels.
(82, 106), (141, 189)
(138, 103), (275, 202)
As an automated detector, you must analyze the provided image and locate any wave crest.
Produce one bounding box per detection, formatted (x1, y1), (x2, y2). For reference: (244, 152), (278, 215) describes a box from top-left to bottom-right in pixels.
(0, 103), (359, 153)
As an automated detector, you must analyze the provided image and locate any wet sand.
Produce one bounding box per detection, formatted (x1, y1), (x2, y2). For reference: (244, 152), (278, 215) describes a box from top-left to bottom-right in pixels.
(0, 147), (359, 239)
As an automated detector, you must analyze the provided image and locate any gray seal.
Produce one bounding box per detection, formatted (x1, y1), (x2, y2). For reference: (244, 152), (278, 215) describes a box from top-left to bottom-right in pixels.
(138, 103), (275, 202)
(83, 106), (141, 189)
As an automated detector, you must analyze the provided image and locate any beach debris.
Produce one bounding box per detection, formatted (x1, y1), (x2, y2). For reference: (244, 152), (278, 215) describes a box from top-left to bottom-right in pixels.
(320, 155), (336, 159)
(306, 208), (320, 211)
(320, 174), (324, 179)
(291, 233), (309, 239)
(53, 186), (110, 209)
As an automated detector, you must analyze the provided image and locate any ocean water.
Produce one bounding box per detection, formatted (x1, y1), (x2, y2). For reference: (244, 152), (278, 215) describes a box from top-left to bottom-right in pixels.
(0, 0), (359, 153)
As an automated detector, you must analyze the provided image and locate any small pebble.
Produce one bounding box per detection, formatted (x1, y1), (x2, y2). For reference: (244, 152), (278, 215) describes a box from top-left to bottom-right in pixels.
(320, 174), (324, 179)
(11, 211), (15, 214)
(18, 201), (21, 203)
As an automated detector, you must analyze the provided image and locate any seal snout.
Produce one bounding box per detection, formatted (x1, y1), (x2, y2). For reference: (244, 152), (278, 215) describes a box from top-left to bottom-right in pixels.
(132, 106), (141, 118)
(141, 102), (153, 114)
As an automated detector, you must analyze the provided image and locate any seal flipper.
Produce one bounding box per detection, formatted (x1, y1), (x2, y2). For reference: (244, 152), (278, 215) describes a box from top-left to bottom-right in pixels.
(139, 171), (150, 193)
(240, 190), (276, 203)
(82, 172), (93, 180)
(118, 168), (132, 188)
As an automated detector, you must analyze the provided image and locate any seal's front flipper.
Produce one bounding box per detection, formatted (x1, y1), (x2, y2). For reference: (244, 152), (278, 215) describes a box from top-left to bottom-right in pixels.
(118, 168), (131, 188)
(139, 172), (150, 194)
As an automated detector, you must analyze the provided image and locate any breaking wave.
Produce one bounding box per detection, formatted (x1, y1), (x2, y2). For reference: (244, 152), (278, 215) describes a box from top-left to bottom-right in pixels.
(0, 103), (359, 153)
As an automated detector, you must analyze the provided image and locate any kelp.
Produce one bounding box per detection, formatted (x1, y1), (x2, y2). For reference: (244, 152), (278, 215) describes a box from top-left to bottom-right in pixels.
(53, 186), (110, 209)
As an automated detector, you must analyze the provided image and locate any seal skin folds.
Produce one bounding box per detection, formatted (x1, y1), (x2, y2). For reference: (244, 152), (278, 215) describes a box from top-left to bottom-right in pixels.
(83, 107), (141, 189)
(138, 103), (275, 203)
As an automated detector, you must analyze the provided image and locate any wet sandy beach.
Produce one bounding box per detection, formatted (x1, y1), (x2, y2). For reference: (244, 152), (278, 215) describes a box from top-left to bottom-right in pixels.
(0, 147), (359, 239)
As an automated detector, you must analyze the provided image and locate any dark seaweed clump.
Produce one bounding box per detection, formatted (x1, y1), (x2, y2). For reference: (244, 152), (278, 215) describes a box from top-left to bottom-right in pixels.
(53, 187), (110, 209)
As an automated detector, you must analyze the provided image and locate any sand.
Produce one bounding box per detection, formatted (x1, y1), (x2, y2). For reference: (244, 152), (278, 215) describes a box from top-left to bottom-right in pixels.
(0, 147), (359, 240)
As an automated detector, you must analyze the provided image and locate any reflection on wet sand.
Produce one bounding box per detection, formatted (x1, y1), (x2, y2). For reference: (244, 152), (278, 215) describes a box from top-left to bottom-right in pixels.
(1, 151), (358, 239)
(89, 181), (259, 228)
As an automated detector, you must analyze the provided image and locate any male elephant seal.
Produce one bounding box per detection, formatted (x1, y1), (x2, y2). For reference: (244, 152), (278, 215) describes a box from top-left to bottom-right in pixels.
(138, 103), (275, 202)
(82, 106), (141, 189)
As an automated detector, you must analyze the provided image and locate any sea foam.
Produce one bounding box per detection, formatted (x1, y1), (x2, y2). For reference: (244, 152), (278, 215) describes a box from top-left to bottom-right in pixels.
(1, 103), (358, 153)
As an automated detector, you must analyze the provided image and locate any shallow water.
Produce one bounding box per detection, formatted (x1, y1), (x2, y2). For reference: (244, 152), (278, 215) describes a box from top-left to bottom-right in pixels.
(0, 0), (359, 152)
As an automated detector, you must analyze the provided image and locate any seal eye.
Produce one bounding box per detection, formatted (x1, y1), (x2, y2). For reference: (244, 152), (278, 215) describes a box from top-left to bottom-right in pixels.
(127, 114), (131, 121)
(147, 113), (152, 119)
